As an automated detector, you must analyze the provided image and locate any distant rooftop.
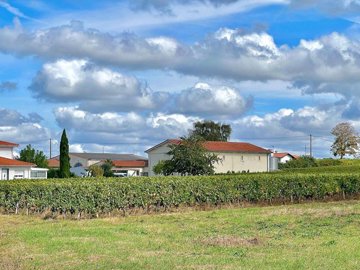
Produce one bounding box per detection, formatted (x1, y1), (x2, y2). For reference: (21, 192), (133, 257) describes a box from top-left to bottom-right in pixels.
(112, 160), (148, 168)
(0, 156), (34, 167)
(0, 141), (18, 147)
(53, 153), (147, 161)
(273, 152), (297, 159)
(47, 159), (60, 168)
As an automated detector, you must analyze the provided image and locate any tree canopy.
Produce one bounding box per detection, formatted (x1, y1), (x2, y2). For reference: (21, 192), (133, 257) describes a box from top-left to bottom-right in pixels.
(190, 120), (231, 141)
(154, 136), (220, 176)
(60, 129), (71, 178)
(19, 144), (48, 168)
(101, 159), (114, 177)
(331, 122), (359, 159)
(88, 164), (104, 177)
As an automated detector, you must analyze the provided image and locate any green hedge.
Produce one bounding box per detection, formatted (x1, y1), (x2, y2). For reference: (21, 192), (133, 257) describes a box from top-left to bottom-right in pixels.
(279, 165), (360, 174)
(0, 174), (360, 217)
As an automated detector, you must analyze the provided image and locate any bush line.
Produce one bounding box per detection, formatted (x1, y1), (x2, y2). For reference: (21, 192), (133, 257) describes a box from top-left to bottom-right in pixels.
(0, 173), (360, 217)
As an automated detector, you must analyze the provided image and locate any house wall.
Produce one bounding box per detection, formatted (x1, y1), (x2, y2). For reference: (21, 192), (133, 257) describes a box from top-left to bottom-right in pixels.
(68, 155), (89, 168)
(112, 167), (147, 176)
(213, 152), (269, 173)
(147, 144), (172, 176)
(279, 155), (293, 163)
(147, 143), (270, 176)
(0, 147), (14, 159)
(0, 167), (31, 180)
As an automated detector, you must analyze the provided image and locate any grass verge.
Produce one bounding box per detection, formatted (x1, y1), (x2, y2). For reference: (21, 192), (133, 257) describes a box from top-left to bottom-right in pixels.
(0, 200), (360, 269)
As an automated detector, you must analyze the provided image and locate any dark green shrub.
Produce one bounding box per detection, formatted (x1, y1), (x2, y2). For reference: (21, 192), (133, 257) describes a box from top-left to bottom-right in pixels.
(279, 156), (318, 170)
(47, 169), (60, 178)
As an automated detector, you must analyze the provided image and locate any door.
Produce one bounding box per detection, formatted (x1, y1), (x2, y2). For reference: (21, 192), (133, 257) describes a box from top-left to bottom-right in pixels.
(1, 169), (9, 180)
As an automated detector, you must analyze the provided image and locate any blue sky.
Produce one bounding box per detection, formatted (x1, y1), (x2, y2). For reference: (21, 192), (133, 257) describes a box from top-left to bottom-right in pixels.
(1, 0), (360, 157)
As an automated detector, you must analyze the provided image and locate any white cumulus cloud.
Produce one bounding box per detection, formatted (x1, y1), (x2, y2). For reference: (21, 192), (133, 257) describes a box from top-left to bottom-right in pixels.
(30, 59), (169, 113)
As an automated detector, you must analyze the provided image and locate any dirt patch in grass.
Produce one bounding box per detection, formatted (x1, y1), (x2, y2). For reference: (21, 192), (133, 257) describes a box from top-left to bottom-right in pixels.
(0, 246), (26, 270)
(263, 203), (360, 218)
(200, 236), (262, 247)
(0, 258), (23, 270)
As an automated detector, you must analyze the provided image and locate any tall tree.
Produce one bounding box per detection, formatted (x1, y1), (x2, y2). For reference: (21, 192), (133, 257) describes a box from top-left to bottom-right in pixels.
(331, 122), (359, 159)
(155, 136), (220, 176)
(19, 144), (48, 168)
(59, 129), (71, 178)
(190, 120), (231, 141)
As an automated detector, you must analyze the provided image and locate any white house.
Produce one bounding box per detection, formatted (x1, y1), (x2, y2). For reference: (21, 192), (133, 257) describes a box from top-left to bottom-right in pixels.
(0, 141), (48, 180)
(145, 139), (274, 176)
(272, 152), (298, 163)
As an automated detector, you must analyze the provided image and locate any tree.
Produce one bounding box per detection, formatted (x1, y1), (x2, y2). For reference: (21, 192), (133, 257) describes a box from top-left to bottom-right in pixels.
(153, 160), (166, 175)
(156, 136), (220, 176)
(153, 160), (174, 176)
(47, 168), (60, 178)
(19, 144), (48, 168)
(101, 159), (114, 177)
(331, 122), (359, 159)
(190, 120), (231, 141)
(88, 165), (104, 177)
(59, 129), (71, 178)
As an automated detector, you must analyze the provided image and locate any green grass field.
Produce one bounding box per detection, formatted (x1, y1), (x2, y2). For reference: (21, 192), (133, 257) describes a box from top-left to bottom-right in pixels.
(1, 201), (360, 270)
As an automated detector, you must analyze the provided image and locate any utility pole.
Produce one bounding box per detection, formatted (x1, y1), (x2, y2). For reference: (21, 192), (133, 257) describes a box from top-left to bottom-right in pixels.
(310, 134), (313, 158)
(305, 145), (307, 156)
(49, 138), (52, 159)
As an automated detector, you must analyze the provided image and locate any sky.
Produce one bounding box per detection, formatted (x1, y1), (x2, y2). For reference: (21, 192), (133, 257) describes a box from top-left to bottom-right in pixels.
(1, 0), (360, 158)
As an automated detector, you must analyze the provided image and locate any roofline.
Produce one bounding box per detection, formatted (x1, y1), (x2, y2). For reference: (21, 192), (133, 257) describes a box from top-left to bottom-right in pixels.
(67, 153), (148, 160)
(145, 139), (177, 153)
(0, 142), (19, 147)
(145, 139), (272, 154)
(0, 155), (37, 167)
(211, 150), (272, 154)
(0, 165), (35, 167)
(274, 153), (296, 159)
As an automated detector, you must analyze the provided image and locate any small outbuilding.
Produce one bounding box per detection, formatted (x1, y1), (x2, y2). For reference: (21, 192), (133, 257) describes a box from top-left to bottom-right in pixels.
(0, 141), (48, 180)
(272, 152), (298, 164)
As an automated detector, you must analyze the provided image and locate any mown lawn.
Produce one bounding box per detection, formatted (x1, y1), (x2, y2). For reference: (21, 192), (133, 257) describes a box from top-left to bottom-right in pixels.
(1, 201), (360, 270)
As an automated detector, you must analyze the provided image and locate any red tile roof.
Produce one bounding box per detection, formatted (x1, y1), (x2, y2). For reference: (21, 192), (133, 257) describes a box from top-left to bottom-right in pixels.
(0, 157), (34, 167)
(273, 153), (289, 158)
(203, 141), (271, 153)
(47, 159), (60, 168)
(146, 139), (271, 154)
(0, 141), (18, 147)
(112, 160), (148, 168)
(273, 153), (296, 159)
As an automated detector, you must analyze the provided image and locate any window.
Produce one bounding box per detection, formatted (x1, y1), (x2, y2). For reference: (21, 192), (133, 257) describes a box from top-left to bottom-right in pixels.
(241, 156), (244, 161)
(259, 156), (261, 161)
(14, 170), (24, 179)
(31, 171), (47, 179)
